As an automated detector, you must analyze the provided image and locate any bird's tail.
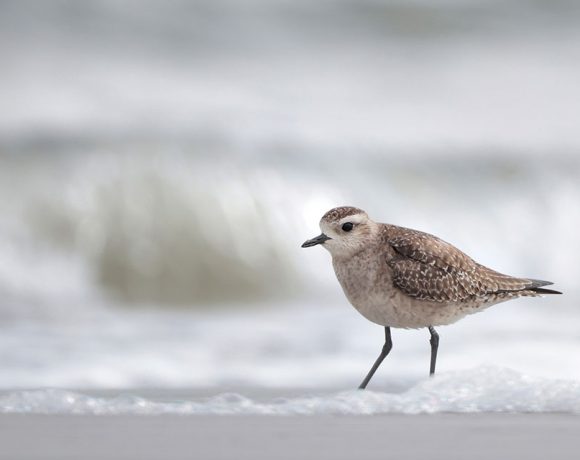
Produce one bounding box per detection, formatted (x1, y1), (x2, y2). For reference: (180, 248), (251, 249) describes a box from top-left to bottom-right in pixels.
(526, 279), (562, 295)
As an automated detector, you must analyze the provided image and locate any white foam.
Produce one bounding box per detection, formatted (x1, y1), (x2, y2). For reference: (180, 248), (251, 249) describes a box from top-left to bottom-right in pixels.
(1, 367), (578, 415)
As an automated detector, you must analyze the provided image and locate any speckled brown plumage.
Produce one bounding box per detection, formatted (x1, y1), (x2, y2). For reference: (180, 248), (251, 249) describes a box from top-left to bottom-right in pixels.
(302, 206), (561, 385)
(322, 206), (366, 222)
(305, 206), (561, 329)
(384, 224), (551, 303)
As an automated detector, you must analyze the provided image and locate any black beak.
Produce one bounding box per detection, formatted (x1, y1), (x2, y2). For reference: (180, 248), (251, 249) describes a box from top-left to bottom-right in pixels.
(301, 233), (331, 248)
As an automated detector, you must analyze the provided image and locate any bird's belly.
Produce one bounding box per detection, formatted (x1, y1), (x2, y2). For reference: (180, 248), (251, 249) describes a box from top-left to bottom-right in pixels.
(350, 294), (473, 328)
(345, 282), (489, 328)
(333, 254), (482, 328)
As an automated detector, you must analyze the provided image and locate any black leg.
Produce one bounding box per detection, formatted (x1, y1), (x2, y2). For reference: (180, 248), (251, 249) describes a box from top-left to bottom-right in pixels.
(358, 327), (392, 390)
(428, 326), (439, 376)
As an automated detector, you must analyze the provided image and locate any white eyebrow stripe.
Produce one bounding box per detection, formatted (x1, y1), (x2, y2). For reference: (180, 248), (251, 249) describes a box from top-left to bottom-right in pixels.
(339, 213), (365, 225)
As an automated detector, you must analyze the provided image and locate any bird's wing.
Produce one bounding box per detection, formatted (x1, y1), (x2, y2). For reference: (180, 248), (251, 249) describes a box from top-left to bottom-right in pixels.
(386, 228), (534, 302)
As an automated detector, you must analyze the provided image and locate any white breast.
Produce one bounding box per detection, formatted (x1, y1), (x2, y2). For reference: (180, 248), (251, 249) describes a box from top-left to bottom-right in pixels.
(331, 250), (478, 328)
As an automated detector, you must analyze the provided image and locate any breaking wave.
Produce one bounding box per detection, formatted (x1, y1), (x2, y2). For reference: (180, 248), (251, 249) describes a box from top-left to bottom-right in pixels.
(0, 152), (340, 313)
(1, 150), (578, 317)
(1, 0), (578, 315)
(2, 151), (578, 314)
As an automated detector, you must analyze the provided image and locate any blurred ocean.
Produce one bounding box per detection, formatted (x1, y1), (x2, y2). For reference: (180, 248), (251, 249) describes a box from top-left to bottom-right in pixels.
(0, 0), (578, 401)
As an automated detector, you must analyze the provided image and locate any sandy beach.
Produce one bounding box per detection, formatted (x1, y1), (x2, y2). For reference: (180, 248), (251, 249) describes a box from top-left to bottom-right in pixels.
(1, 412), (578, 460)
(1, 372), (579, 460)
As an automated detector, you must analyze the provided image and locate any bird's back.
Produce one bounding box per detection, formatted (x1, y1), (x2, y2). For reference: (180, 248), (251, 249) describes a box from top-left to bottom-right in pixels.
(332, 222), (560, 328)
(382, 223), (559, 301)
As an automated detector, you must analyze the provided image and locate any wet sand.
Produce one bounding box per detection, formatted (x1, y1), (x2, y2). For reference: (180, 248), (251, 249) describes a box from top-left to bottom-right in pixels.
(1, 413), (578, 460)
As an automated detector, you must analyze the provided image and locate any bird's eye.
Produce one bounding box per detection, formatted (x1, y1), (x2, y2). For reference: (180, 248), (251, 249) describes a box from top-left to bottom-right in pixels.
(342, 222), (354, 232)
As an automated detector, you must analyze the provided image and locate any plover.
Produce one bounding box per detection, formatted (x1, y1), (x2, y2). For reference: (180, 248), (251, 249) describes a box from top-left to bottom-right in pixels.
(301, 206), (561, 389)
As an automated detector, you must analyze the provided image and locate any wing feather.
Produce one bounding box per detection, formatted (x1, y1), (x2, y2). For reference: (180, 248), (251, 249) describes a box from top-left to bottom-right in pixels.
(386, 228), (535, 302)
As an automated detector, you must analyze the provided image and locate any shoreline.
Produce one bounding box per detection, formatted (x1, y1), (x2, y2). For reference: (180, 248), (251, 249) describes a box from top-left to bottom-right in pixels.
(2, 367), (579, 415)
(1, 413), (579, 460)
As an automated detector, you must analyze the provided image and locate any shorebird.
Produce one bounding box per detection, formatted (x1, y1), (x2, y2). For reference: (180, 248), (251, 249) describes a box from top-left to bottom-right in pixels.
(301, 206), (561, 389)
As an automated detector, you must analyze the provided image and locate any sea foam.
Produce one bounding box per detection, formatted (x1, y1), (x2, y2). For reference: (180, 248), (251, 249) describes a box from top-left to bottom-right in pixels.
(2, 367), (578, 415)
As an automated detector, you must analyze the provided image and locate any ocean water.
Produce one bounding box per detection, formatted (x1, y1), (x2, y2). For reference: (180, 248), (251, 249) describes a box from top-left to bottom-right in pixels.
(1, 301), (578, 391)
(0, 0), (579, 413)
(2, 367), (580, 415)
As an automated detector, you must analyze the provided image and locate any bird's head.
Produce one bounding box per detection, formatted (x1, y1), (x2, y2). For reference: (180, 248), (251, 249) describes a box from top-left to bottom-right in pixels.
(301, 206), (378, 259)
